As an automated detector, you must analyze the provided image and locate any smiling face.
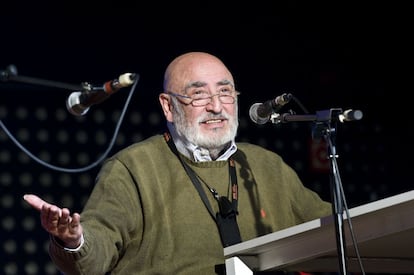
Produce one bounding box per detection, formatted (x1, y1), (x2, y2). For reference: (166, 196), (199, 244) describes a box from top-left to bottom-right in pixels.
(159, 52), (239, 151)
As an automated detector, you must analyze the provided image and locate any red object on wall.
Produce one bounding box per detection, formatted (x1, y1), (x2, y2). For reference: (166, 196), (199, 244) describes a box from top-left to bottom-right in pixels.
(309, 138), (330, 173)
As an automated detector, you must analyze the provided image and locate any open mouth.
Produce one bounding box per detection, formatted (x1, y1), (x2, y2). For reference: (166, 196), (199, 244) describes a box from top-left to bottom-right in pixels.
(204, 119), (224, 124)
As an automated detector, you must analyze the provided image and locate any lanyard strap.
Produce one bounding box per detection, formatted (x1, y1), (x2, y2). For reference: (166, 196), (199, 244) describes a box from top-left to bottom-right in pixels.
(164, 132), (242, 246)
(163, 132), (238, 219)
(229, 158), (238, 211)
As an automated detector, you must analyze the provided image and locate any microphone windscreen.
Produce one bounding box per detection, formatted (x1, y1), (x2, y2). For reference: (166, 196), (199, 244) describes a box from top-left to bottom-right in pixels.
(66, 91), (90, 116)
(249, 103), (268, 125)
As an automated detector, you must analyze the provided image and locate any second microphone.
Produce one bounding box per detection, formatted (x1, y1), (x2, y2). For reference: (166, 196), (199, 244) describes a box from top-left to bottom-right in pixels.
(249, 93), (292, 124)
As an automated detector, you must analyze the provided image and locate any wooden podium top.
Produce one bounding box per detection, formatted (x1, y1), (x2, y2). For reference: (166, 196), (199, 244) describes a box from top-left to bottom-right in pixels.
(224, 190), (414, 273)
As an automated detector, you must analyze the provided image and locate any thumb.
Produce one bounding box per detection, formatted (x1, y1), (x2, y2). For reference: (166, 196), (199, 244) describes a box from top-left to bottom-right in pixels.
(23, 194), (47, 212)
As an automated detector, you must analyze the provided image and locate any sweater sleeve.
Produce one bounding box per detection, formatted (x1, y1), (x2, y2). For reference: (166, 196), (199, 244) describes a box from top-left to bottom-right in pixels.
(284, 164), (332, 222)
(48, 157), (143, 275)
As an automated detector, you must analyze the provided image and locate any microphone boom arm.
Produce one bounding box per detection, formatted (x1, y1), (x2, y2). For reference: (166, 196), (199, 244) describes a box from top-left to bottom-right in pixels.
(270, 108), (363, 124)
(1, 64), (83, 91)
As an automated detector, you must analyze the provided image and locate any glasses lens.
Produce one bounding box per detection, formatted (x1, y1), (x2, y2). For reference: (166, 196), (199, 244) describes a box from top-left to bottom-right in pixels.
(192, 98), (209, 106)
(220, 95), (235, 104)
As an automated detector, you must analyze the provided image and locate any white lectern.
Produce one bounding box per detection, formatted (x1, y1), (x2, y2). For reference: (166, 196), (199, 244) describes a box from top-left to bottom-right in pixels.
(225, 190), (414, 274)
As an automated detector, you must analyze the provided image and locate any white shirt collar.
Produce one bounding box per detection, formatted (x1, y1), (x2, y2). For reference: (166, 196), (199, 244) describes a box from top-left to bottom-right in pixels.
(167, 122), (237, 162)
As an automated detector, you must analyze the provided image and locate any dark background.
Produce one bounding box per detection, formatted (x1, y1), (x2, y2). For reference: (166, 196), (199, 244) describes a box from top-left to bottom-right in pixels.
(1, 2), (412, 274)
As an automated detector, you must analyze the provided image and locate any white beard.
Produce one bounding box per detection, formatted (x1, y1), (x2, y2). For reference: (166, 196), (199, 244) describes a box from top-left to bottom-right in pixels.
(172, 100), (238, 152)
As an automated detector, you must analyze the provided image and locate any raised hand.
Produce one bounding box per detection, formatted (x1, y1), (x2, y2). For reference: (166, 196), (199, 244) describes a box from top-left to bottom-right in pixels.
(24, 194), (83, 248)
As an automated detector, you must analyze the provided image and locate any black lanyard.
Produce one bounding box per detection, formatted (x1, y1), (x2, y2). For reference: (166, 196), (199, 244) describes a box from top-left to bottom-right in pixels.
(164, 132), (241, 247)
(164, 132), (238, 218)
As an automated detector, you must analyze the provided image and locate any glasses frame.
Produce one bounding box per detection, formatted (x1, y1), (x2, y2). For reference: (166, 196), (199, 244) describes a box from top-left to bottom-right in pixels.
(166, 90), (240, 107)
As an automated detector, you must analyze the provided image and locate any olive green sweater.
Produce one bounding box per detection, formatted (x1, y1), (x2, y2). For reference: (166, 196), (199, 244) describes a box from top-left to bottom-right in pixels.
(49, 134), (331, 275)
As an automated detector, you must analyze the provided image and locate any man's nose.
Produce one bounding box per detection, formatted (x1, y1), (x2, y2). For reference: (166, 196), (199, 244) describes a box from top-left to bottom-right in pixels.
(206, 94), (223, 112)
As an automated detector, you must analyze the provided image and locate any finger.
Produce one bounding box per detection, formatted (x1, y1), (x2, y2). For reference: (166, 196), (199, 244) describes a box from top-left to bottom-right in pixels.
(59, 208), (71, 225)
(58, 212), (83, 248)
(41, 205), (62, 232)
(57, 208), (71, 231)
(70, 213), (82, 232)
(23, 194), (47, 211)
(67, 213), (83, 245)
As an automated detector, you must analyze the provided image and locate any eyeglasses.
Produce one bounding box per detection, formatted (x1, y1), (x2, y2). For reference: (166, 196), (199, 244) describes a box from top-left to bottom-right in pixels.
(166, 89), (240, 107)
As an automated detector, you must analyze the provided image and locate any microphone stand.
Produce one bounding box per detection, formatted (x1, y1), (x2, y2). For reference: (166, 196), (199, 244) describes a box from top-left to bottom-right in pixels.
(271, 108), (350, 275)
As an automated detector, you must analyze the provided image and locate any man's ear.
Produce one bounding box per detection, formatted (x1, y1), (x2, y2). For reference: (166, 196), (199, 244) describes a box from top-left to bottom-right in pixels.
(159, 93), (174, 122)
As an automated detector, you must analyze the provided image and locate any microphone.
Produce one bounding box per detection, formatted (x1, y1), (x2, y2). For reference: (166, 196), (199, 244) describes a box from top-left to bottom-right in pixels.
(338, 109), (363, 122)
(66, 73), (136, 116)
(249, 93), (292, 124)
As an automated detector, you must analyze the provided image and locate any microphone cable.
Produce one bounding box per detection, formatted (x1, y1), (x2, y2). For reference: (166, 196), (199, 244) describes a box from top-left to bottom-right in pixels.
(0, 74), (139, 173)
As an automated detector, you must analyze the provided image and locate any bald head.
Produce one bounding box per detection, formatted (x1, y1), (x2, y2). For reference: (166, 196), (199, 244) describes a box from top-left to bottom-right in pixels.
(159, 52), (239, 158)
(163, 52), (234, 92)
